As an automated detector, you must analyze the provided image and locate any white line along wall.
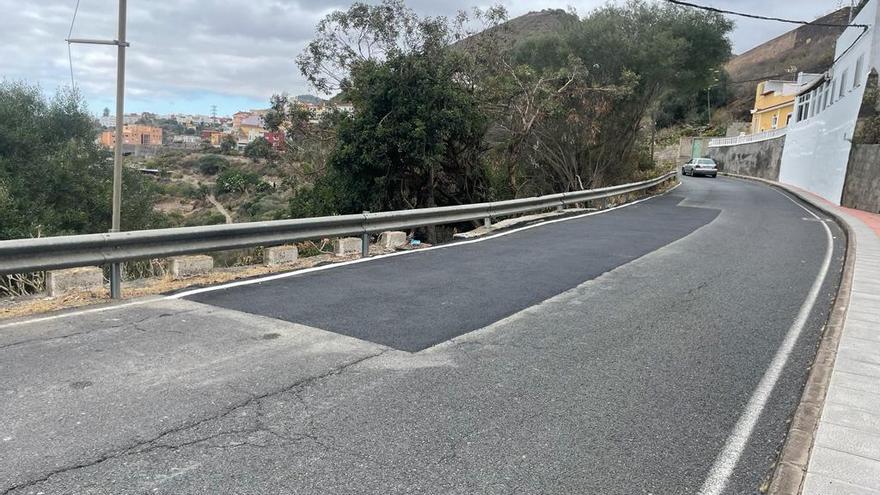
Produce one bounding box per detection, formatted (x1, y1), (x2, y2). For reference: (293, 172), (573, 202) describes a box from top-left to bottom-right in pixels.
(779, 0), (878, 205)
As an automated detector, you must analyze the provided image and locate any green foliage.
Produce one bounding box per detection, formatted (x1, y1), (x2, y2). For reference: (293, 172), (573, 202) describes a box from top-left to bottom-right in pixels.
(0, 82), (166, 240)
(293, 1), (497, 215)
(215, 167), (262, 194)
(328, 52), (489, 213)
(220, 134), (237, 154)
(197, 154), (228, 175)
(485, 0), (733, 191)
(243, 137), (273, 160)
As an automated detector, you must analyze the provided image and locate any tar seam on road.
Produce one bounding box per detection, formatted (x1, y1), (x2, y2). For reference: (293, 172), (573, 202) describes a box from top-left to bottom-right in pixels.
(169, 183), (682, 299)
(0, 183), (680, 331)
(697, 188), (835, 495)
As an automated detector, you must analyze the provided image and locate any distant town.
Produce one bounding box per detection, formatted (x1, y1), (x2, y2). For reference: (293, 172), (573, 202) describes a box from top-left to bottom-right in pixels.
(97, 96), (354, 156)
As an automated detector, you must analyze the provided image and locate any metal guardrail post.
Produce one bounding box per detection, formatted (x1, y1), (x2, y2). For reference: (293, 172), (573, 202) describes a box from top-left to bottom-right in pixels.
(361, 211), (370, 258)
(110, 263), (122, 299)
(483, 217), (491, 228)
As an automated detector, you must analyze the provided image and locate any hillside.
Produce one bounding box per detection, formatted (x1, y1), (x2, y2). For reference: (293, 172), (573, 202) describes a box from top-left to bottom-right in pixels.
(725, 7), (852, 119)
(455, 9), (579, 51)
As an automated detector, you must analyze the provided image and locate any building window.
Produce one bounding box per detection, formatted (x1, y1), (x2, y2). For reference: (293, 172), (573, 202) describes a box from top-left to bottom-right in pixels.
(786, 113), (792, 125)
(855, 55), (865, 88)
(840, 70), (849, 97)
(771, 114), (779, 129)
(831, 80), (837, 104)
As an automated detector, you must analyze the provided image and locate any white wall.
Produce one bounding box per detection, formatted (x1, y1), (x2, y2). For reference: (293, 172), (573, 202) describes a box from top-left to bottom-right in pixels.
(779, 1), (879, 205)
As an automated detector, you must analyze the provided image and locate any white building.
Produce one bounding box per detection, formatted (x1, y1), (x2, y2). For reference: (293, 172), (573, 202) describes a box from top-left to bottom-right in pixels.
(99, 114), (139, 128)
(780, 1), (879, 204)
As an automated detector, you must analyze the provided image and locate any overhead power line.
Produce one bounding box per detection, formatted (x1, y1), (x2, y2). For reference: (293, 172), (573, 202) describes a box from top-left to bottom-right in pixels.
(662, 0), (870, 31)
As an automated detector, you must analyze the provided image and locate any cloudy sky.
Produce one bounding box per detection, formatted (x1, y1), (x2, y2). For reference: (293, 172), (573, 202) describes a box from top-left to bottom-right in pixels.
(0, 0), (854, 116)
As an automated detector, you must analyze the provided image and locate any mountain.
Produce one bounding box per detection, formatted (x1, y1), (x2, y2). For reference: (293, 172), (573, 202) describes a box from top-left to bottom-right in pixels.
(294, 94), (325, 105)
(455, 9), (579, 52)
(725, 7), (853, 119)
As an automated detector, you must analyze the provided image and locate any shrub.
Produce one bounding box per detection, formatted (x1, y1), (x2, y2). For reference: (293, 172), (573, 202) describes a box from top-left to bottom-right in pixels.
(197, 154), (228, 175)
(215, 167), (262, 194)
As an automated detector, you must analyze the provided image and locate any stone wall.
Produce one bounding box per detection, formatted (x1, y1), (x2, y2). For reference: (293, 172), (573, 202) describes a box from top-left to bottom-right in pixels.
(706, 135), (786, 181)
(842, 71), (880, 213)
(842, 144), (880, 213)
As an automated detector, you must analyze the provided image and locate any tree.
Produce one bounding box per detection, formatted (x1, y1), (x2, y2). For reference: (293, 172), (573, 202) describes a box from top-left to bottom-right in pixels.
(293, 2), (494, 225)
(243, 136), (273, 160)
(220, 134), (237, 154)
(197, 154), (227, 175)
(0, 82), (165, 240)
(499, 1), (733, 191)
(325, 52), (489, 216)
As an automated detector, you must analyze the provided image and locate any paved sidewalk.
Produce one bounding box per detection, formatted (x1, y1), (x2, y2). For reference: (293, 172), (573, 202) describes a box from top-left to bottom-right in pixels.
(801, 205), (880, 494)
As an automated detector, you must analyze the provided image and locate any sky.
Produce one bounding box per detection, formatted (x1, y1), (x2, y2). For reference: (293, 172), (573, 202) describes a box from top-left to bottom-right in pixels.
(0, 0), (856, 117)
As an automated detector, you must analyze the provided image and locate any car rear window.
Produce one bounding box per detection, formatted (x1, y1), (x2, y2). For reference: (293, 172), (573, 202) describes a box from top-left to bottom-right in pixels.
(698, 159), (716, 165)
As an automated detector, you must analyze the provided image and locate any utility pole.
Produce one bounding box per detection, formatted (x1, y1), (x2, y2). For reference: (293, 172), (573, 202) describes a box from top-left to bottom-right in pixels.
(67, 0), (128, 299)
(707, 87), (712, 124)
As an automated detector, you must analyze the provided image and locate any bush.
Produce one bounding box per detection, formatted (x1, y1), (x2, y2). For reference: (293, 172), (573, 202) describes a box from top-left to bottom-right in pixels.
(197, 154), (228, 175)
(244, 137), (273, 160)
(215, 167), (262, 194)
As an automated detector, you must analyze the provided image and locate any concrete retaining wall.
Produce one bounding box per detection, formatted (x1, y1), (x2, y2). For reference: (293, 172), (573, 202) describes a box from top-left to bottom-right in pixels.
(706, 135), (786, 181)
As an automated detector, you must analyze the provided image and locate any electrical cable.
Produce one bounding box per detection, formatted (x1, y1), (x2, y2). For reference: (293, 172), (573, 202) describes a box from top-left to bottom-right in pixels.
(662, 0), (869, 31)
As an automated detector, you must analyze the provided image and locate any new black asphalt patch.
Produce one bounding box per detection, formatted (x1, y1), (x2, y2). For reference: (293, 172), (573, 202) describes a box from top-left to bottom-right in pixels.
(187, 194), (719, 351)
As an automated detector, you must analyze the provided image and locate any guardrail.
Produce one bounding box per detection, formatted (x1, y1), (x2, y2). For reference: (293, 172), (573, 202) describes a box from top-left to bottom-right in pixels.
(0, 171), (676, 292)
(708, 128), (787, 148)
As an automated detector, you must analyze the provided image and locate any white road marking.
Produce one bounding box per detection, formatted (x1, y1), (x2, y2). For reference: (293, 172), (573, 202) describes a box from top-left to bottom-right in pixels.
(0, 299), (158, 330)
(0, 183), (680, 327)
(697, 188), (835, 495)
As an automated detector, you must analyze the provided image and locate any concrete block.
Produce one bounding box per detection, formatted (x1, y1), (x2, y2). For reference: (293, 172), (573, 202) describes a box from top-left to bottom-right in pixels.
(46, 267), (103, 297)
(264, 245), (298, 266)
(170, 255), (213, 280)
(377, 231), (407, 249)
(334, 237), (361, 256)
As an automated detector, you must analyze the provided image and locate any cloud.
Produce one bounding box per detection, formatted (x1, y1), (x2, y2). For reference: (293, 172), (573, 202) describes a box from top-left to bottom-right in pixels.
(0, 0), (850, 115)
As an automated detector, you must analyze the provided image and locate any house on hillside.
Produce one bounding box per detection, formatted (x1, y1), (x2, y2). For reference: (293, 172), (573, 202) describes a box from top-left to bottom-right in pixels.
(99, 124), (163, 148)
(238, 115), (266, 143)
(751, 74), (822, 132)
(201, 130), (225, 147)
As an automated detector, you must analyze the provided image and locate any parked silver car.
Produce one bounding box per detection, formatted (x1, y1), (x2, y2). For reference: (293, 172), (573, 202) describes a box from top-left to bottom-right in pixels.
(682, 158), (718, 178)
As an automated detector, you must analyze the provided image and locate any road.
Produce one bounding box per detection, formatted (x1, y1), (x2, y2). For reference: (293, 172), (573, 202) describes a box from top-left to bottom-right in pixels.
(0, 176), (844, 494)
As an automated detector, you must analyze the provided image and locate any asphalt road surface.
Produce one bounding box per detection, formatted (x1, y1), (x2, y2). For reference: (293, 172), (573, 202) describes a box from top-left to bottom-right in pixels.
(0, 176), (844, 494)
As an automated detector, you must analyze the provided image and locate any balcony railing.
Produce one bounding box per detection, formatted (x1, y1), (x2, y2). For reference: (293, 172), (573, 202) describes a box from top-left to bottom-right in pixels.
(708, 128), (788, 148)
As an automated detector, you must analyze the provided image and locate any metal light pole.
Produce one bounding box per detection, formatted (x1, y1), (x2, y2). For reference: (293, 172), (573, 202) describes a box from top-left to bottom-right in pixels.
(67, 0), (128, 298)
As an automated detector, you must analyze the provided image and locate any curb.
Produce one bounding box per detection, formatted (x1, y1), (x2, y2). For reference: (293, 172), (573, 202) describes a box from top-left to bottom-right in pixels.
(720, 173), (856, 495)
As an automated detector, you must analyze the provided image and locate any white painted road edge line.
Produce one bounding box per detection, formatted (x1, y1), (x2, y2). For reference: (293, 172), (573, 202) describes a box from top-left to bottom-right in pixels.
(0, 299), (158, 330)
(697, 188), (835, 495)
(0, 182), (680, 329)
(169, 182), (682, 299)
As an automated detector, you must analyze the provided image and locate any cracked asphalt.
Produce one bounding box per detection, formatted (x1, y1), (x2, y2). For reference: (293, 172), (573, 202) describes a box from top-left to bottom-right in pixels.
(0, 177), (844, 494)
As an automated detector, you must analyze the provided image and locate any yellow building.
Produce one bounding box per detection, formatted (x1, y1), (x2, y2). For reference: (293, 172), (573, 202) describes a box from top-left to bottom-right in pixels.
(750, 74), (823, 133)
